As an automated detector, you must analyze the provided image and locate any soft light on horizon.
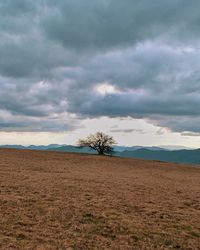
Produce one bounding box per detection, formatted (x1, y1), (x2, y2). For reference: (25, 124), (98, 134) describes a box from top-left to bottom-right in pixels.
(0, 117), (199, 149)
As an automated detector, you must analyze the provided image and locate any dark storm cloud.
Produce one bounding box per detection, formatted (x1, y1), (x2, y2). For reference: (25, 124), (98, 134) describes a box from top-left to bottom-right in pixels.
(0, 0), (200, 132)
(42, 0), (200, 51)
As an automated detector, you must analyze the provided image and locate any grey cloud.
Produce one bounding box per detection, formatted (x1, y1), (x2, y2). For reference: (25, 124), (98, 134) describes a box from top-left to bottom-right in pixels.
(151, 116), (200, 134)
(42, 0), (200, 51)
(181, 132), (200, 137)
(0, 1), (35, 16)
(67, 43), (200, 113)
(0, 109), (79, 132)
(110, 129), (145, 134)
(0, 1), (200, 133)
(0, 36), (78, 78)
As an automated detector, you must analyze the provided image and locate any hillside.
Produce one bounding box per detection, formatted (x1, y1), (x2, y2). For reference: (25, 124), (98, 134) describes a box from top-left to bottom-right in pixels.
(0, 149), (200, 249)
(1, 145), (200, 165)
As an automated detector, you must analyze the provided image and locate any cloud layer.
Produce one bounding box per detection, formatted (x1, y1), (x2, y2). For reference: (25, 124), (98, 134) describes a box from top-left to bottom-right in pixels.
(0, 0), (200, 133)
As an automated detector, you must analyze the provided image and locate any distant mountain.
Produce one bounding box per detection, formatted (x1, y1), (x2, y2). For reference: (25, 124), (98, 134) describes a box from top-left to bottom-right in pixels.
(158, 145), (194, 150)
(48, 145), (96, 154)
(0, 144), (166, 152)
(27, 144), (66, 150)
(116, 148), (200, 165)
(0, 145), (26, 149)
(0, 144), (66, 150)
(0, 144), (95, 153)
(114, 146), (166, 152)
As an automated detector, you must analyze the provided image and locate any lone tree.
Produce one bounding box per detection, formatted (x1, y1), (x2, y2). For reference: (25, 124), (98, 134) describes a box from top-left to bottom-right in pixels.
(77, 132), (116, 155)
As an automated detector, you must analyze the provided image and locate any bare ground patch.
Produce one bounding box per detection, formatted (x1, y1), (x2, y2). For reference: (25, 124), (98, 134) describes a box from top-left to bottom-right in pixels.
(0, 149), (200, 249)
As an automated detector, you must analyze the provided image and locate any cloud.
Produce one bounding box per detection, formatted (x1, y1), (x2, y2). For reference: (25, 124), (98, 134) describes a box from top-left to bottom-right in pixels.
(66, 43), (200, 132)
(110, 129), (145, 134)
(0, 109), (79, 132)
(0, 1), (200, 133)
(41, 0), (200, 51)
(181, 132), (200, 137)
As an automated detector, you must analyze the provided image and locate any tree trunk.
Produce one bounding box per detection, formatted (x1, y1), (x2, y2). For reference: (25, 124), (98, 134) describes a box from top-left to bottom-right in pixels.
(98, 149), (104, 155)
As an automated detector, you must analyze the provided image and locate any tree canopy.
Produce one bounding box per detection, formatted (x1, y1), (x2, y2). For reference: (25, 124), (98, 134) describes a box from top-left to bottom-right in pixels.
(77, 132), (116, 155)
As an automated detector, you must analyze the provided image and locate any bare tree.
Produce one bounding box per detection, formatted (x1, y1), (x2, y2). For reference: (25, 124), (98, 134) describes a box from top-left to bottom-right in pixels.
(77, 132), (116, 155)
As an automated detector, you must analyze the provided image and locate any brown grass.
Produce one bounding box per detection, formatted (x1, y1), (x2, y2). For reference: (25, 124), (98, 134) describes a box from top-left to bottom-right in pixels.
(0, 148), (200, 250)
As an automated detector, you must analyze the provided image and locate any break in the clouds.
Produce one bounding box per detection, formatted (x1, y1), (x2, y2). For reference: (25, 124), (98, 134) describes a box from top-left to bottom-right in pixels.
(0, 0), (200, 135)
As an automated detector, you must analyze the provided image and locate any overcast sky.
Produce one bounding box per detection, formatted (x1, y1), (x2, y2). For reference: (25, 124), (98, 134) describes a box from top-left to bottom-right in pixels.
(0, 0), (200, 147)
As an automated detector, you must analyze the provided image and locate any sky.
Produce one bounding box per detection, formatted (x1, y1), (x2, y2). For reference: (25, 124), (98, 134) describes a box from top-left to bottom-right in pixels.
(0, 0), (200, 147)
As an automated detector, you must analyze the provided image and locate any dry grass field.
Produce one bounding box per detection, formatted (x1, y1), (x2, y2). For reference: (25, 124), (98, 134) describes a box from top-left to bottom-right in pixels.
(0, 149), (200, 250)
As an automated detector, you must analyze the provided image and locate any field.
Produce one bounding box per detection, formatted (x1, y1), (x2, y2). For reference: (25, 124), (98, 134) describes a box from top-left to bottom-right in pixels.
(0, 149), (200, 250)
